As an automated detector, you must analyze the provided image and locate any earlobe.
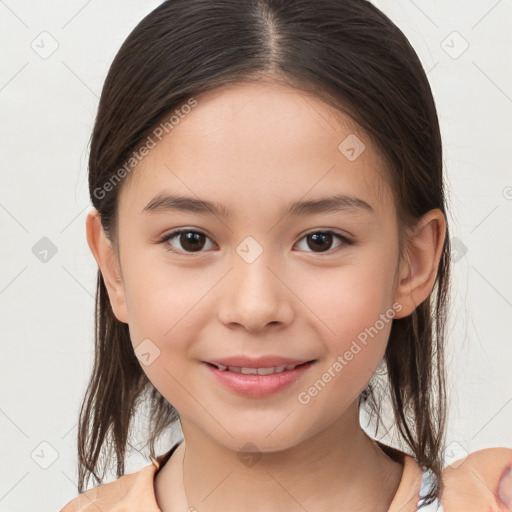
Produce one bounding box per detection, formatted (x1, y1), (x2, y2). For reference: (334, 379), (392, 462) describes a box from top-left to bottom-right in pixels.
(393, 209), (446, 319)
(85, 208), (129, 323)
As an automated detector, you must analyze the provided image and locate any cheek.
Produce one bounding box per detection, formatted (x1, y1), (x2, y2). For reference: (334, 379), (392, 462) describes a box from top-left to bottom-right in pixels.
(122, 265), (207, 410)
(301, 258), (396, 339)
(121, 238), (210, 335)
(125, 272), (207, 346)
(294, 283), (394, 424)
(122, 258), (218, 404)
(295, 259), (396, 392)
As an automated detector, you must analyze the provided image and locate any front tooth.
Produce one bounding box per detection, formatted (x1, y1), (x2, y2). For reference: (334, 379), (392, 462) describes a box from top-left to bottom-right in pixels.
(257, 367), (276, 375)
(241, 367), (258, 375)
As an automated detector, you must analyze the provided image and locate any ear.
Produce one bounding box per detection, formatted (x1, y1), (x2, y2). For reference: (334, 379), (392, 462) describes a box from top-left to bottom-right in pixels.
(393, 208), (446, 319)
(85, 208), (129, 323)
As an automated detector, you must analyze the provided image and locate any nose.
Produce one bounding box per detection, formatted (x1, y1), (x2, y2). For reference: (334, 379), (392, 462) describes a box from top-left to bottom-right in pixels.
(217, 254), (294, 333)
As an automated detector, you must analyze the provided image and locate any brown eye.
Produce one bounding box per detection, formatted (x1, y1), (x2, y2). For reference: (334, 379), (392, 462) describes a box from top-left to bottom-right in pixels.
(296, 231), (352, 254)
(178, 231), (206, 252)
(307, 232), (333, 252)
(160, 229), (215, 254)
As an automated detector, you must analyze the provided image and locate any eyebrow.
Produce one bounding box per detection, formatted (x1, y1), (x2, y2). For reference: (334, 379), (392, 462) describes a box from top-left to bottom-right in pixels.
(142, 193), (375, 218)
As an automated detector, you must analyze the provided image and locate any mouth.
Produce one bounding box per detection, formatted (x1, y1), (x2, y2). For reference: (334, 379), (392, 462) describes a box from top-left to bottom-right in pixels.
(203, 359), (317, 397)
(206, 361), (311, 375)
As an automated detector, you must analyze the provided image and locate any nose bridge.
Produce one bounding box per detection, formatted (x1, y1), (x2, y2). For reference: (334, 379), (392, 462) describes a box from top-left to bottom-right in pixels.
(217, 240), (292, 330)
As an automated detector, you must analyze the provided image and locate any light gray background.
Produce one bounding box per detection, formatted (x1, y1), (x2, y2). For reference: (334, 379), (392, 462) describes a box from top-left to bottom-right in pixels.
(1, 1), (511, 510)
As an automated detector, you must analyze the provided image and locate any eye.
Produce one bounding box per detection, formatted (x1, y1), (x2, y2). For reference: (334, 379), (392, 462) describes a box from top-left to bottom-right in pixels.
(158, 229), (216, 255)
(294, 230), (353, 254)
(157, 229), (353, 255)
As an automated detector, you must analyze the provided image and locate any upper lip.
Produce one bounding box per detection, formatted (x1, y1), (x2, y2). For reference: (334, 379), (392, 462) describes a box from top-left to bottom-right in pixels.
(205, 356), (315, 368)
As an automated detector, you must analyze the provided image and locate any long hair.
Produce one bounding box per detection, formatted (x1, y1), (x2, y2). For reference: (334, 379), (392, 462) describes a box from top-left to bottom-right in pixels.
(78, 0), (451, 505)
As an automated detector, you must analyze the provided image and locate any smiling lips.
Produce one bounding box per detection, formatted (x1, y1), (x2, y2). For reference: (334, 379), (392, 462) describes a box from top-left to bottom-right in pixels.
(214, 363), (302, 375)
(207, 355), (313, 374)
(203, 356), (316, 397)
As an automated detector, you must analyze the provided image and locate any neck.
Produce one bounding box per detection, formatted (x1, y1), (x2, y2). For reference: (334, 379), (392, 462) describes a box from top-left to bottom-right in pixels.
(156, 403), (403, 512)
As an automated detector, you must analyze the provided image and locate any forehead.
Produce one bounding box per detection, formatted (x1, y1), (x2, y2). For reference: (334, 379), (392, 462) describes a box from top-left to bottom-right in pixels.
(119, 81), (394, 220)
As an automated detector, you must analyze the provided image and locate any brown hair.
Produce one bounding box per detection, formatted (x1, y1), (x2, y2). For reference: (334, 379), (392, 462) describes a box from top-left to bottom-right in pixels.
(78, 0), (451, 506)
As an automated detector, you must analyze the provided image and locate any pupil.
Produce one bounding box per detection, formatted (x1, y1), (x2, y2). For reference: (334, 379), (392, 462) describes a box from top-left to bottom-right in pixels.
(182, 232), (204, 251)
(309, 233), (332, 252)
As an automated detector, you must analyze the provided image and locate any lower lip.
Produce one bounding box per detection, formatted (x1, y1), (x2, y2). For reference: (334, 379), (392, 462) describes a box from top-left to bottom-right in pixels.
(203, 361), (315, 398)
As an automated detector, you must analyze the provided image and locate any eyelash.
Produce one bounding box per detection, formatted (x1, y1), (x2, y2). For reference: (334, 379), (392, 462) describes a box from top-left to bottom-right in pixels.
(157, 228), (354, 256)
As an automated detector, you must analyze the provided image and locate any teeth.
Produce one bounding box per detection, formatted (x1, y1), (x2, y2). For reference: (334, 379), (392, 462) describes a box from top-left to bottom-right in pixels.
(257, 367), (277, 375)
(215, 363), (303, 374)
(240, 367), (258, 375)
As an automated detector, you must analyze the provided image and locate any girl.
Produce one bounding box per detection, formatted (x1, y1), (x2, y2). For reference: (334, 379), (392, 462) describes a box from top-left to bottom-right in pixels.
(60, 0), (512, 511)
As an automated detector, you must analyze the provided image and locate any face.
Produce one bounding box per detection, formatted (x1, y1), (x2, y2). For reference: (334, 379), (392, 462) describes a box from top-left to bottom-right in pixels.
(103, 81), (408, 452)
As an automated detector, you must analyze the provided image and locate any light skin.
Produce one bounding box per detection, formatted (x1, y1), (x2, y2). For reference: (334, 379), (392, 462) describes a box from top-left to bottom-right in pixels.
(86, 80), (446, 511)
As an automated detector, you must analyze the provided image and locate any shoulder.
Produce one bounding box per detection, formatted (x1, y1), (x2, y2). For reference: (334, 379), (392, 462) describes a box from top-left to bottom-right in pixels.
(440, 446), (512, 511)
(59, 461), (160, 512)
